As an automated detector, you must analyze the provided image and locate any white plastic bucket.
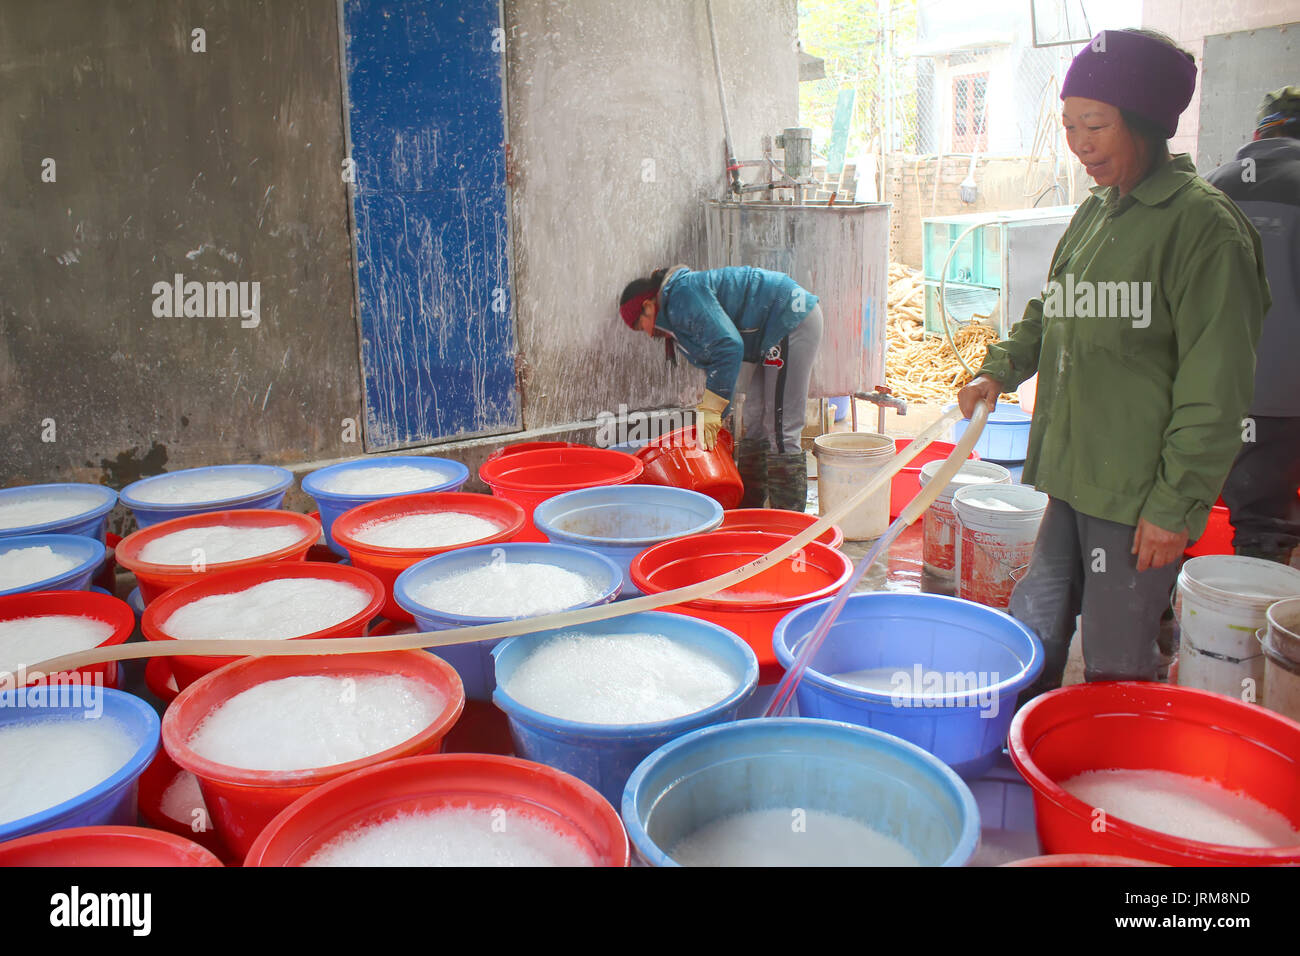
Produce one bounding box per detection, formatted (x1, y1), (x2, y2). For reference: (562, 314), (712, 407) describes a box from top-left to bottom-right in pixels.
(1175, 557), (1300, 702)
(813, 433), (895, 541)
(918, 460), (1013, 580)
(1260, 597), (1300, 722)
(951, 484), (1048, 610)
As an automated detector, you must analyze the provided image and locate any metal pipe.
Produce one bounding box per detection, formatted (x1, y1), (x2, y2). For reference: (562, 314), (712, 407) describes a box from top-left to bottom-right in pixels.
(705, 0), (743, 196)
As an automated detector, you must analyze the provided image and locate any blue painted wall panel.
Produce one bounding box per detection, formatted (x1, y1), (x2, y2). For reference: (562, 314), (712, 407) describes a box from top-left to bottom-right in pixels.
(344, 0), (519, 449)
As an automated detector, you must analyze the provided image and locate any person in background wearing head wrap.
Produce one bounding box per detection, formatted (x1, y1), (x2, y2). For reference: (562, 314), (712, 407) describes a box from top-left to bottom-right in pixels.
(1205, 87), (1300, 565)
(957, 29), (1271, 702)
(619, 266), (824, 511)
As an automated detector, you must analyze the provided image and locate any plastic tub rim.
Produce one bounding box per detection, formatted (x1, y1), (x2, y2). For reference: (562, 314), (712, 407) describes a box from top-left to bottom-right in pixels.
(0, 534), (107, 597)
(0, 686), (161, 838)
(478, 447), (643, 493)
(301, 456), (471, 503)
(161, 650), (466, 789)
(0, 483), (118, 538)
(113, 509), (321, 577)
(489, 612), (759, 738)
(631, 531), (855, 612)
(533, 484), (725, 550)
(772, 592), (1044, 703)
(392, 542), (624, 626)
(620, 716), (981, 868)
(1008, 681), (1300, 862)
(330, 491), (526, 561)
(121, 464), (294, 512)
(0, 589), (136, 680)
(1177, 555), (1300, 610)
(0, 824), (225, 867)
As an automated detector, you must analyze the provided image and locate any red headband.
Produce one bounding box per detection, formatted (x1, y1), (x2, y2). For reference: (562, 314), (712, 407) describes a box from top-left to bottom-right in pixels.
(620, 292), (653, 328)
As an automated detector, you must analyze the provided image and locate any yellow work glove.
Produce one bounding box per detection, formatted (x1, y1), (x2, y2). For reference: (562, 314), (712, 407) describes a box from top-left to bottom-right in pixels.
(695, 389), (729, 451)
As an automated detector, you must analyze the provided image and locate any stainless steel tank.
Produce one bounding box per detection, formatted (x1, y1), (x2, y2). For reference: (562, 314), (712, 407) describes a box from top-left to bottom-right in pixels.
(703, 200), (890, 398)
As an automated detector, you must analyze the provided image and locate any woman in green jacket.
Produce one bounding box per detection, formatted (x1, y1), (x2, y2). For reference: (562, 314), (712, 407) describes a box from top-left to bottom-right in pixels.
(958, 28), (1270, 699)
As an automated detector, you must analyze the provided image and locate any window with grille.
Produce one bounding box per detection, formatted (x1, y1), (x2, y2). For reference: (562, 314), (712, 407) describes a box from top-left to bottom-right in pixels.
(952, 72), (989, 151)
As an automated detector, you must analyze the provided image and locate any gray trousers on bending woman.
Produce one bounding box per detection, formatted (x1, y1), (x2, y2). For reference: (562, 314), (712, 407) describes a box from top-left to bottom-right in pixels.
(733, 304), (824, 511)
(1010, 496), (1181, 705)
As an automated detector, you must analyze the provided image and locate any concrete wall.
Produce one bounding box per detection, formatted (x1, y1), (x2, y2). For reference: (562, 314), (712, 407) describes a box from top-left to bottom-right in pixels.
(0, 0), (363, 492)
(504, 0), (799, 429)
(1142, 0), (1300, 159)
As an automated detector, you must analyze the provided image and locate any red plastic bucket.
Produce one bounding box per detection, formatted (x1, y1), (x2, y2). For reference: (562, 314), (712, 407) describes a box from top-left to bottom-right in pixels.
(889, 439), (979, 519)
(0, 590), (134, 688)
(1009, 681), (1300, 865)
(630, 530), (854, 683)
(141, 562), (385, 690)
(486, 440), (584, 461)
(116, 509), (320, 605)
(718, 507), (844, 549)
(244, 753), (628, 867)
(162, 650), (465, 860)
(1001, 854), (1165, 867)
(145, 657), (179, 703)
(0, 825), (223, 867)
(330, 492), (526, 622)
(478, 447), (643, 542)
(635, 428), (743, 510)
(136, 749), (231, 860)
(1185, 498), (1234, 558)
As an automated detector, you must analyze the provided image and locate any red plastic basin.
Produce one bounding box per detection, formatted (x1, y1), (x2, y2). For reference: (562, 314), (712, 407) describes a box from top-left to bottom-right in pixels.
(136, 749), (231, 861)
(630, 530), (854, 683)
(890, 439), (979, 519)
(718, 508), (844, 549)
(635, 427), (743, 510)
(244, 753), (628, 867)
(0, 826), (222, 867)
(478, 446), (643, 542)
(162, 650), (465, 861)
(1009, 681), (1300, 865)
(0, 590), (134, 688)
(145, 657), (179, 703)
(331, 492), (526, 622)
(141, 561), (385, 691)
(1001, 854), (1165, 867)
(116, 509), (320, 604)
(1185, 498), (1234, 558)
(486, 440), (584, 460)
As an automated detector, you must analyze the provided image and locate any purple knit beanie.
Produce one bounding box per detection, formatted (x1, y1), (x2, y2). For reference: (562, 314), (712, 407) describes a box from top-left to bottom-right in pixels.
(1061, 30), (1197, 138)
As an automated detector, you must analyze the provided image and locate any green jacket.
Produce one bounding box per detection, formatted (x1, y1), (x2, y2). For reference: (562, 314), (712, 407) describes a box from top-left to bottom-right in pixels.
(978, 154), (1270, 538)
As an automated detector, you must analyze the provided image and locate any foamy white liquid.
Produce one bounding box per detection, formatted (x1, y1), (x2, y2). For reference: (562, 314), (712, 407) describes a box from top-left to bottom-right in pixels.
(670, 808), (921, 867)
(304, 808), (594, 867)
(0, 615), (115, 675)
(130, 474), (272, 505)
(502, 632), (739, 724)
(414, 562), (604, 618)
(354, 512), (502, 549)
(0, 493), (105, 530)
(1061, 769), (1300, 848)
(0, 547), (82, 590)
(138, 523), (306, 566)
(962, 496), (1026, 511)
(0, 718), (138, 824)
(315, 465), (452, 495)
(162, 578), (371, 640)
(160, 770), (207, 823)
(187, 674), (442, 771)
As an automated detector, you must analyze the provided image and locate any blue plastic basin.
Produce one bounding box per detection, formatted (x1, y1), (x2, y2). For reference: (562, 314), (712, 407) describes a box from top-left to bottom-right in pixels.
(772, 592), (1043, 778)
(393, 542), (622, 701)
(493, 611), (758, 805)
(0, 534), (107, 598)
(0, 484), (118, 544)
(302, 456), (470, 556)
(533, 484), (723, 598)
(121, 465), (294, 529)
(0, 686), (161, 842)
(946, 402), (1032, 463)
(622, 717), (980, 866)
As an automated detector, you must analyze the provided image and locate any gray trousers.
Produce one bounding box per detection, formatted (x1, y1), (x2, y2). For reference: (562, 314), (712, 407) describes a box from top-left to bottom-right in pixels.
(733, 305), (823, 454)
(1011, 496), (1181, 702)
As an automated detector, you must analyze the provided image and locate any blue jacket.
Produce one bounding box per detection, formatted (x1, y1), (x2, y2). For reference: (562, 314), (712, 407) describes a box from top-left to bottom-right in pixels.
(655, 266), (819, 404)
